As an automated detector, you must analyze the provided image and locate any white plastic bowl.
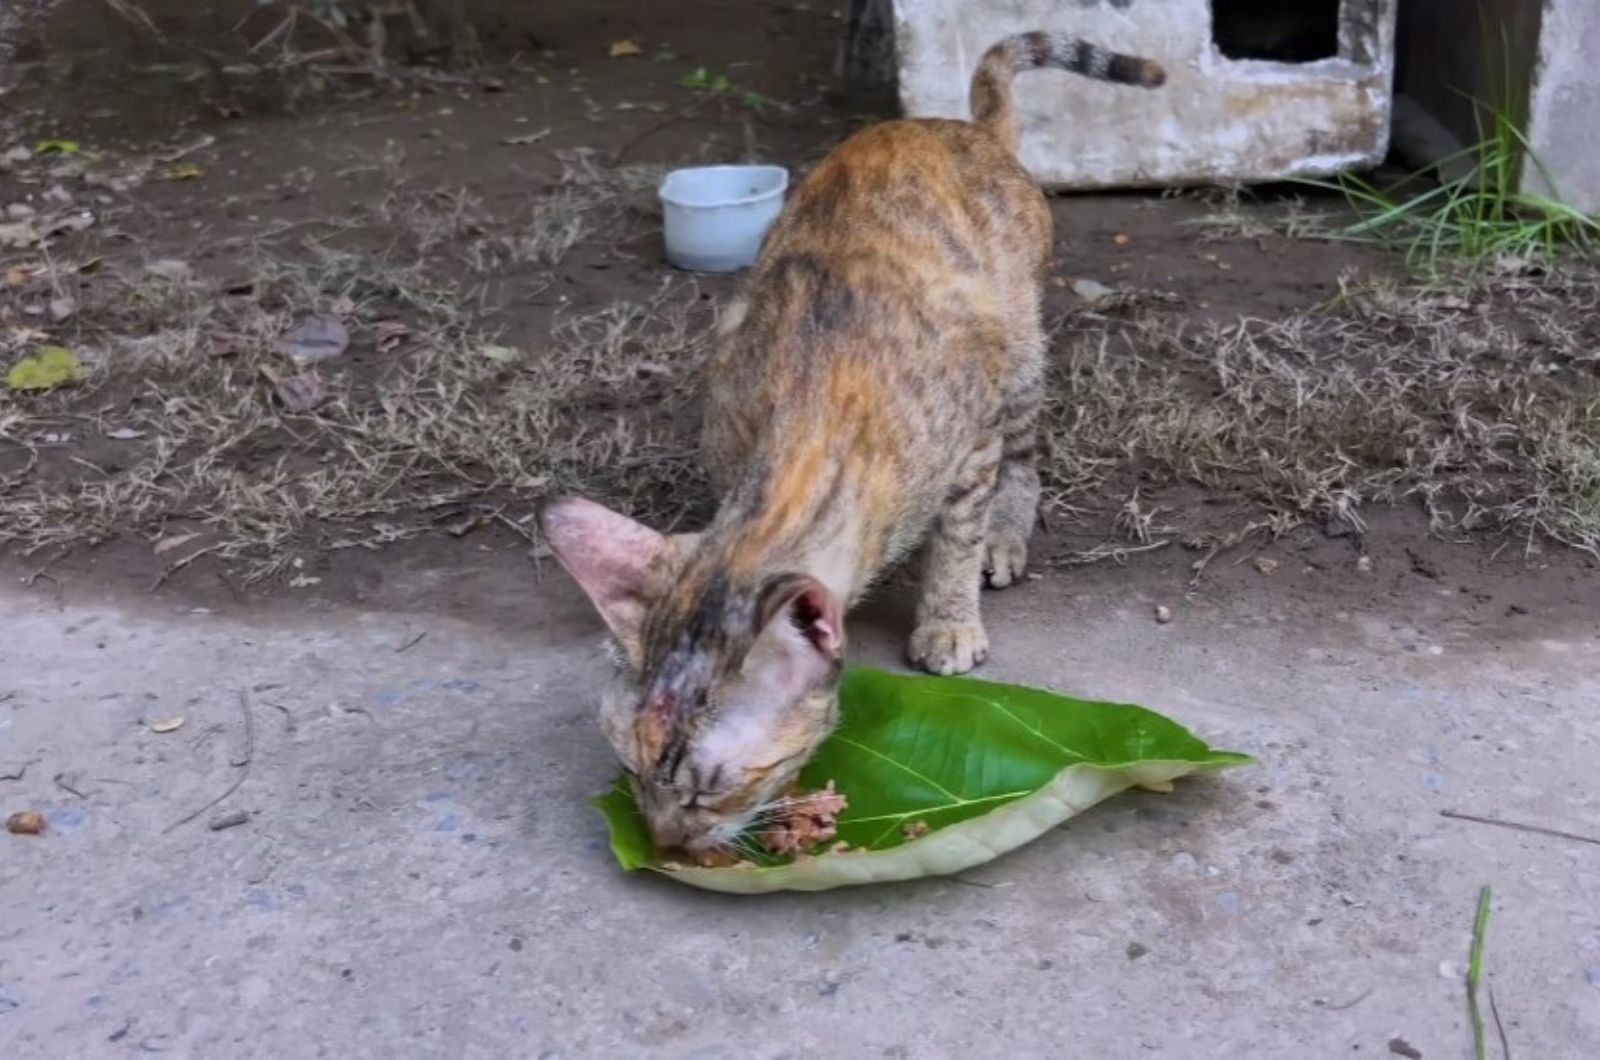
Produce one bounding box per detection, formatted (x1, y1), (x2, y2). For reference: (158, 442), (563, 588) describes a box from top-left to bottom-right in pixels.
(658, 164), (789, 273)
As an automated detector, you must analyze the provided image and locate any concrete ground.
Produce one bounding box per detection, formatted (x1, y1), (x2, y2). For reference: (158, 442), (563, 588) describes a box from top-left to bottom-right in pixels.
(2, 540), (1598, 1059)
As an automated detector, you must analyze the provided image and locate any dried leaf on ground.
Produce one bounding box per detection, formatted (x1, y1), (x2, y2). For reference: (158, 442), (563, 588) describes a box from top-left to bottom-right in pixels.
(279, 316), (349, 363)
(479, 343), (521, 364)
(104, 427), (146, 441)
(270, 369), (329, 412)
(373, 321), (411, 352)
(501, 129), (552, 146)
(0, 219), (39, 248)
(6, 347), (83, 391)
(609, 39), (643, 57)
(153, 531), (202, 555)
(145, 259), (192, 282)
(45, 212), (96, 236)
(159, 162), (205, 181)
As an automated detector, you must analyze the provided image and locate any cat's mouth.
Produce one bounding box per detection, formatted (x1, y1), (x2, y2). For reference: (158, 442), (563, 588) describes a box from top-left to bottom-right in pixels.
(659, 782), (851, 867)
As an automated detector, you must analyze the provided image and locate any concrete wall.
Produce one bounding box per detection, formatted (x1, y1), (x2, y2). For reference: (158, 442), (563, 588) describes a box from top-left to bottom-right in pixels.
(1524, 0), (1600, 211)
(891, 0), (1397, 189)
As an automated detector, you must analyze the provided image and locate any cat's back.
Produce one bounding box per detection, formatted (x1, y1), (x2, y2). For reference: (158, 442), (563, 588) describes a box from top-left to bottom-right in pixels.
(701, 117), (1050, 491)
(761, 118), (1049, 278)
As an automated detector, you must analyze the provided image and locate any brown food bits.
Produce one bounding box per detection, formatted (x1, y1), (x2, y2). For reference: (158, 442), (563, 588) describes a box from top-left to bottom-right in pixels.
(903, 820), (930, 840)
(7, 810), (46, 835)
(756, 781), (849, 857)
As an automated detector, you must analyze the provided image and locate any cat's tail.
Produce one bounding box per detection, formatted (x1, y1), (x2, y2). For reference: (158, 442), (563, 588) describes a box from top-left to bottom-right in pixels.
(970, 31), (1166, 153)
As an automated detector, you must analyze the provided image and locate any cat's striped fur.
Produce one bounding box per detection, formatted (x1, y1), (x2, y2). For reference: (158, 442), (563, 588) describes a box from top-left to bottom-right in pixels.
(541, 31), (1166, 857)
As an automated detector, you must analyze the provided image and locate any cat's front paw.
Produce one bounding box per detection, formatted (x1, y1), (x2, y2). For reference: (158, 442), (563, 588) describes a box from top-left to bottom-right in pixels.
(983, 535), (1029, 589)
(908, 621), (990, 676)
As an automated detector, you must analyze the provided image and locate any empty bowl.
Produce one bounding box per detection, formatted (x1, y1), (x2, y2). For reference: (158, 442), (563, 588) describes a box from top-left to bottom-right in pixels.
(658, 164), (789, 272)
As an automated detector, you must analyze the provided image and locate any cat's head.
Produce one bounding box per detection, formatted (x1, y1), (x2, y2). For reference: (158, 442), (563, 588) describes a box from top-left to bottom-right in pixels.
(539, 496), (844, 858)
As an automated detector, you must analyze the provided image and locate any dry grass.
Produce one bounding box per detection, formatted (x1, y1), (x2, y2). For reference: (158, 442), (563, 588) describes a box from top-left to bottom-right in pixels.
(1, 243), (711, 580)
(1178, 186), (1336, 244)
(5, 178), (1599, 581)
(1042, 261), (1600, 556)
(380, 149), (665, 274)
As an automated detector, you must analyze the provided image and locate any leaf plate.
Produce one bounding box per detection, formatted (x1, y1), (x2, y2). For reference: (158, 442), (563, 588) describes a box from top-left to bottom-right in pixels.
(593, 666), (1250, 893)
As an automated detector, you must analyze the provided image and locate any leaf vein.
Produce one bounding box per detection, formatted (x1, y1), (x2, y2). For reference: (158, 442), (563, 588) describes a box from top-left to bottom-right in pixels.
(829, 735), (960, 799)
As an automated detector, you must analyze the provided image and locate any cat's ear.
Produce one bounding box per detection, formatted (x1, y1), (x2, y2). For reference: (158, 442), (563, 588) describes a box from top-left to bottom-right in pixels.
(752, 573), (844, 689)
(538, 497), (665, 643)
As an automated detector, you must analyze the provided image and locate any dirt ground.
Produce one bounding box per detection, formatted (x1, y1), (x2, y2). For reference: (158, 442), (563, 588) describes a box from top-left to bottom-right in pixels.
(2, 2), (1599, 1057)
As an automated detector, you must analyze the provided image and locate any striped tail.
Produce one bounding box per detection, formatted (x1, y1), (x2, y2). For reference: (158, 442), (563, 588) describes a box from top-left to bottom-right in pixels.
(970, 31), (1167, 153)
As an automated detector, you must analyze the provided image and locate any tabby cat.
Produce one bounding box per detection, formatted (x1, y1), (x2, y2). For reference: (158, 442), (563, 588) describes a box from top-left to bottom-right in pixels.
(541, 32), (1166, 858)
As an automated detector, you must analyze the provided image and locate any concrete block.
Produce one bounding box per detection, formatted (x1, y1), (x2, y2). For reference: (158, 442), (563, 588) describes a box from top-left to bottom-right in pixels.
(1524, 0), (1600, 213)
(891, 0), (1397, 189)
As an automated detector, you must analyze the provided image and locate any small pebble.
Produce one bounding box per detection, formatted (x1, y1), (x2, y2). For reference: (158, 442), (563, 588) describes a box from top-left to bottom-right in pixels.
(208, 810), (250, 831)
(1253, 557), (1279, 575)
(1154, 604), (1173, 624)
(1356, 555), (1373, 573)
(1070, 277), (1114, 303)
(6, 810), (45, 835)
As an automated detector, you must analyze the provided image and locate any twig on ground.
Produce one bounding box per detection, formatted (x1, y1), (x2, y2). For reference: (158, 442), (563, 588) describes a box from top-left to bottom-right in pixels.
(1489, 985), (1511, 1060)
(53, 772), (87, 799)
(1049, 539), (1171, 568)
(1324, 987), (1373, 1012)
(150, 545), (224, 592)
(395, 630), (428, 653)
(164, 690), (255, 833)
(1440, 809), (1600, 848)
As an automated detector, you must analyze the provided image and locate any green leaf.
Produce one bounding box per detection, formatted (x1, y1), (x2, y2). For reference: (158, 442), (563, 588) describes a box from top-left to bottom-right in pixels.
(590, 780), (655, 871)
(6, 346), (83, 391)
(593, 666), (1251, 893)
(34, 139), (80, 156)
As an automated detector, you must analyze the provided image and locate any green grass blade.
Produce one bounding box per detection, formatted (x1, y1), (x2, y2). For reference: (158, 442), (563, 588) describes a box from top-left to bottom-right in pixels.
(1467, 885), (1492, 1060)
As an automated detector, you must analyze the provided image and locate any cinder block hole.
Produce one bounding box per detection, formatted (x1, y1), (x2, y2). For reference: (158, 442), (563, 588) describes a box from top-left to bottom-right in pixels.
(1212, 0), (1342, 63)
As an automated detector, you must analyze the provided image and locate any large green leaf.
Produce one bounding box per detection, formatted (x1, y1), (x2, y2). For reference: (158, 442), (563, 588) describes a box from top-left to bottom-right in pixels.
(592, 666), (1250, 893)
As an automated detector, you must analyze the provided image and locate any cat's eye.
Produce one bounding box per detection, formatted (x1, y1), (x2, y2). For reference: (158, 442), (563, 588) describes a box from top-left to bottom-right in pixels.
(684, 790), (728, 810)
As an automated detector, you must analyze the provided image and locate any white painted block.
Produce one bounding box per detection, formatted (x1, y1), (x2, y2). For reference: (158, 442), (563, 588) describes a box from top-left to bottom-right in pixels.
(892, 0), (1397, 188)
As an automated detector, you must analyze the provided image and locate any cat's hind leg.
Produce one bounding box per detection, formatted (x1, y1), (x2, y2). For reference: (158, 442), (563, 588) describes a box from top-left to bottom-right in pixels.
(909, 436), (1001, 675)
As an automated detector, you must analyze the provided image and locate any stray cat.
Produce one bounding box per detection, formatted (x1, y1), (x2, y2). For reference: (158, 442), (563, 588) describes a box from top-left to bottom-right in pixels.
(541, 32), (1165, 858)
